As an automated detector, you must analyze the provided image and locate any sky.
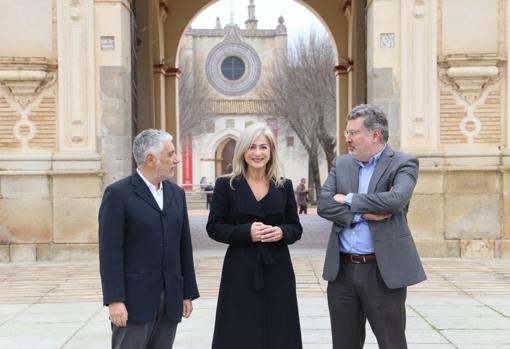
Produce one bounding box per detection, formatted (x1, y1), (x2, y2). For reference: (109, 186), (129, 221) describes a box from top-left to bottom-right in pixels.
(191, 0), (327, 43)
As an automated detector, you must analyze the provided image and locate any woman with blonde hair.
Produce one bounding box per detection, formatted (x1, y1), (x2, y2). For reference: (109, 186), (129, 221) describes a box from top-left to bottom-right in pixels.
(207, 123), (303, 349)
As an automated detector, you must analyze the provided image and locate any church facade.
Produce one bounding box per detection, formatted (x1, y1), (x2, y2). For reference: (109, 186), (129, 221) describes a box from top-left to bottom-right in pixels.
(0, 0), (509, 261)
(177, 9), (325, 190)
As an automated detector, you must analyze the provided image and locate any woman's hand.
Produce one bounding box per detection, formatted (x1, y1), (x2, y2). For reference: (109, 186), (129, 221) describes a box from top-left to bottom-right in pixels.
(260, 226), (284, 243)
(251, 223), (284, 242)
(251, 222), (270, 242)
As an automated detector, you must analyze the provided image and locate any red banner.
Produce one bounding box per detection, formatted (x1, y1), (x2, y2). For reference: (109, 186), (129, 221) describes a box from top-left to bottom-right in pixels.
(182, 134), (193, 190)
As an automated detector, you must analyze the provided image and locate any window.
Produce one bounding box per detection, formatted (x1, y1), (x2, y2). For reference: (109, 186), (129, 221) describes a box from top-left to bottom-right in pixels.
(226, 119), (235, 128)
(221, 56), (245, 81)
(206, 121), (215, 133)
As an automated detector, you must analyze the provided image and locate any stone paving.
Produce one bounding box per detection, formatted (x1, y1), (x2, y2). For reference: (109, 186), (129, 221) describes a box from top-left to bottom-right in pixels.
(0, 213), (509, 348)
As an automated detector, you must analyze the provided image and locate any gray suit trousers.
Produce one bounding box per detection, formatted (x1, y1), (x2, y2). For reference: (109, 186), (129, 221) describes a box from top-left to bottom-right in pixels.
(111, 293), (178, 349)
(327, 255), (407, 349)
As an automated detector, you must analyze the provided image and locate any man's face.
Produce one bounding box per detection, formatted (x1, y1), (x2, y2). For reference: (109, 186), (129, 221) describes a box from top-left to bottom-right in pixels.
(154, 140), (179, 181)
(345, 117), (380, 162)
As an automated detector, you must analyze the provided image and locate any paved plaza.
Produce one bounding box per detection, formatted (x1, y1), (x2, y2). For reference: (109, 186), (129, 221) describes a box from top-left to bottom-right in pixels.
(0, 213), (509, 348)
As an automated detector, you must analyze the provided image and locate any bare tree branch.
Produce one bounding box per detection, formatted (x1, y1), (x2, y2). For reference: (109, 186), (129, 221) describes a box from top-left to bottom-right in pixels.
(178, 62), (212, 136)
(263, 30), (337, 200)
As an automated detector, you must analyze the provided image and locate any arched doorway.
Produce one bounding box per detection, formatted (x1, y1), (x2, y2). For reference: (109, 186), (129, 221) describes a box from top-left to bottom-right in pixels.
(133, 0), (365, 162)
(215, 138), (236, 177)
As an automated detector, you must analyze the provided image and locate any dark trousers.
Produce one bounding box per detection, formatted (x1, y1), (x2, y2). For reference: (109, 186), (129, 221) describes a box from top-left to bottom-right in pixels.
(298, 205), (307, 214)
(111, 293), (178, 349)
(327, 255), (407, 349)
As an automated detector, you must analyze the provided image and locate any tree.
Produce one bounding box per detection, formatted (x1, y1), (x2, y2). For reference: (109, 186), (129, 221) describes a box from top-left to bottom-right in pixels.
(178, 61), (212, 137)
(264, 30), (337, 201)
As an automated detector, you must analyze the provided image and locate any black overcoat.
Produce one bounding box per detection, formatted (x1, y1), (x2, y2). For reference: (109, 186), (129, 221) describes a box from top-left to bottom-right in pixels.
(206, 176), (303, 349)
(98, 172), (200, 324)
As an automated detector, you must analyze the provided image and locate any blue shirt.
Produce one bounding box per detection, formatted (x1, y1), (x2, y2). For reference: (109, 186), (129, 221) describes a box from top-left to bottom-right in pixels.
(339, 145), (386, 254)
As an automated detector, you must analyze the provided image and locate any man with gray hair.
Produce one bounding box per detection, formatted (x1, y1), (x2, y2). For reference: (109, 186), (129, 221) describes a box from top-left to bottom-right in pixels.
(99, 129), (199, 348)
(317, 104), (426, 349)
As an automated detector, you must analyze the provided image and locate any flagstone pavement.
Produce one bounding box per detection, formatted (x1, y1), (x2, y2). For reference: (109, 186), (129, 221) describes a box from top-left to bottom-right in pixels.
(0, 212), (509, 349)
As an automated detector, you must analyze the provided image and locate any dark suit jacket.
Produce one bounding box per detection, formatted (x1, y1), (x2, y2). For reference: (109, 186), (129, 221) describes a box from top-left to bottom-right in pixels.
(317, 145), (426, 289)
(99, 172), (199, 324)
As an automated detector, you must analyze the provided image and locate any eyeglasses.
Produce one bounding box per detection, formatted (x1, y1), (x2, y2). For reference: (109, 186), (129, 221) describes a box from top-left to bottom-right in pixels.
(343, 130), (362, 137)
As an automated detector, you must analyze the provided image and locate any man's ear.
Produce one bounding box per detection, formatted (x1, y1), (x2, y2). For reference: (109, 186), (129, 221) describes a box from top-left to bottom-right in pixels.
(372, 129), (381, 142)
(145, 153), (156, 167)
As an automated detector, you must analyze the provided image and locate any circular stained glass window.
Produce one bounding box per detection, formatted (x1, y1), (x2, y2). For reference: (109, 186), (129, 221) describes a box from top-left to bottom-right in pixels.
(221, 56), (245, 81)
(206, 40), (261, 96)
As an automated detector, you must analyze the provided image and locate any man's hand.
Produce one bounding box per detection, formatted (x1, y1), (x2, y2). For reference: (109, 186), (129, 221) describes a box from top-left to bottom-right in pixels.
(183, 299), (193, 318)
(333, 194), (346, 205)
(363, 213), (392, 221)
(109, 302), (128, 327)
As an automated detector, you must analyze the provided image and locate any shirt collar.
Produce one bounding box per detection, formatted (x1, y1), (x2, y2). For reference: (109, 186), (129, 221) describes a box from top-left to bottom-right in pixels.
(136, 168), (163, 193)
(356, 144), (387, 168)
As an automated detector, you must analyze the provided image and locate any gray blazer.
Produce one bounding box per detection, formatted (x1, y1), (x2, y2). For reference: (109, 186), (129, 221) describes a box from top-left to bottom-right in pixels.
(317, 145), (426, 289)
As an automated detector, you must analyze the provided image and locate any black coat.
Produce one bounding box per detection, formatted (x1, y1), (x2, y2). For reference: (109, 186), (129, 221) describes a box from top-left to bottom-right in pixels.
(206, 176), (303, 349)
(98, 172), (199, 324)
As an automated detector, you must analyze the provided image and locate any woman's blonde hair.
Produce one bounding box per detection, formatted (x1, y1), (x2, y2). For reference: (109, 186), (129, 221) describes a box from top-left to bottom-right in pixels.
(228, 123), (285, 188)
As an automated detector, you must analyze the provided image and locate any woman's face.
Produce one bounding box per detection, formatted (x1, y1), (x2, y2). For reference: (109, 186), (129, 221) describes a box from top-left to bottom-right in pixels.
(244, 135), (271, 172)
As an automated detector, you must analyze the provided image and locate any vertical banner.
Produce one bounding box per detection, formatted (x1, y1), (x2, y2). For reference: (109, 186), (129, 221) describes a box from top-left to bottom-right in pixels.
(182, 134), (193, 190)
(266, 117), (278, 140)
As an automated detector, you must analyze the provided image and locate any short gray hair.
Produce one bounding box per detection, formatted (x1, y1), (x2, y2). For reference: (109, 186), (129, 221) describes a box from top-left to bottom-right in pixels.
(132, 129), (173, 166)
(347, 104), (389, 143)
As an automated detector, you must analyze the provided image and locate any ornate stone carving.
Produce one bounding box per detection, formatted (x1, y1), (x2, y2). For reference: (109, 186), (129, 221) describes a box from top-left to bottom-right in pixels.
(205, 24), (262, 96)
(0, 58), (57, 149)
(438, 55), (503, 105)
(0, 58), (57, 109)
(69, 0), (83, 21)
(438, 54), (505, 144)
(413, 0), (425, 18)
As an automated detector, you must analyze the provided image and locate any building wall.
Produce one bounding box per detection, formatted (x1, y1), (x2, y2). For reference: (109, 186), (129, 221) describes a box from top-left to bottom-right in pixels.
(366, 0), (509, 257)
(0, 0), (509, 260)
(0, 0), (131, 262)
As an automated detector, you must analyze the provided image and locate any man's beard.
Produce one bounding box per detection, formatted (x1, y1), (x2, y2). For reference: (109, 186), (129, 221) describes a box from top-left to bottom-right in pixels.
(155, 159), (173, 182)
(157, 168), (173, 182)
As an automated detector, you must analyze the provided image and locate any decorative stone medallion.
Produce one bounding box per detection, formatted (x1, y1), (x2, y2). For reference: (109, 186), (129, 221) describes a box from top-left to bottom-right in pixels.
(205, 25), (261, 96)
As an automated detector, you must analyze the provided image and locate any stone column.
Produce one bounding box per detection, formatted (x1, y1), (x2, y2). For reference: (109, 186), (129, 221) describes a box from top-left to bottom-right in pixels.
(135, 0), (156, 132)
(502, 0), (510, 257)
(94, 0), (133, 186)
(163, 68), (180, 147)
(347, 0), (367, 108)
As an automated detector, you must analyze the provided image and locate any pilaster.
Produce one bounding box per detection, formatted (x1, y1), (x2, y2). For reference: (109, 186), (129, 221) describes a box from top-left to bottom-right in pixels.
(401, 0), (438, 150)
(56, 0), (96, 153)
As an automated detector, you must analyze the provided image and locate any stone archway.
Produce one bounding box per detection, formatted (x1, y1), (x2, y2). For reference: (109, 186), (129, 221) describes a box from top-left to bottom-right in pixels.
(215, 137), (236, 177)
(134, 0), (365, 161)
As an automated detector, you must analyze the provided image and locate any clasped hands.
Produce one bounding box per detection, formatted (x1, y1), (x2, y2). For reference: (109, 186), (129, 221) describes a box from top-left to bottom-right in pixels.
(251, 222), (284, 242)
(333, 193), (392, 222)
